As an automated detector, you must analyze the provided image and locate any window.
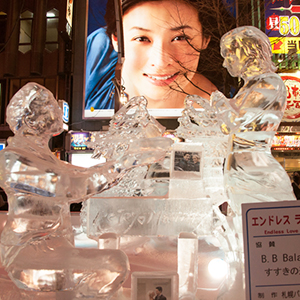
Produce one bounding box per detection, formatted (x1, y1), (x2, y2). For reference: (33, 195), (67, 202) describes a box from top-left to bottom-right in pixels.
(46, 8), (59, 52)
(19, 10), (33, 54)
(0, 12), (7, 53)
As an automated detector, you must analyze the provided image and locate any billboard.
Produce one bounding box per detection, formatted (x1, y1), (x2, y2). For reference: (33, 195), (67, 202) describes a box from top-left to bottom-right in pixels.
(83, 0), (235, 119)
(265, 0), (300, 54)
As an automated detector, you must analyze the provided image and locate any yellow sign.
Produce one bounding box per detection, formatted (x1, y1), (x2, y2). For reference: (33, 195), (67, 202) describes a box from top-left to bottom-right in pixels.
(269, 37), (300, 54)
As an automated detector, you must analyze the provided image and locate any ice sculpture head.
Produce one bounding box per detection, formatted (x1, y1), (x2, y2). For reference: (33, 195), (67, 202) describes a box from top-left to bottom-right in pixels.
(221, 26), (276, 79)
(6, 82), (63, 137)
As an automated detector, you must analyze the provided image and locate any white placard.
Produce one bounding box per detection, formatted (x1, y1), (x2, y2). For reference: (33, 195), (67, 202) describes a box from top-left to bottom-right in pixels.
(242, 200), (300, 300)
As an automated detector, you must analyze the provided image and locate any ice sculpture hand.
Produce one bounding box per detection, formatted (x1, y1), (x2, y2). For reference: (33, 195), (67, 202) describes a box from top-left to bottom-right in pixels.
(0, 83), (172, 297)
(86, 96), (171, 197)
(88, 96), (166, 160)
(213, 26), (296, 215)
(176, 94), (223, 138)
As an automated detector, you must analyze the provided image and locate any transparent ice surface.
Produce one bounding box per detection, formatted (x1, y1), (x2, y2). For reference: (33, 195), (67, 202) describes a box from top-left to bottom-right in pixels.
(86, 198), (214, 238)
(178, 233), (198, 299)
(175, 95), (228, 205)
(0, 83), (172, 298)
(87, 96), (169, 198)
(3, 26), (295, 300)
(85, 29), (297, 298)
(180, 27), (297, 300)
(208, 26), (296, 214)
(85, 98), (237, 300)
(171, 26), (297, 300)
(176, 95), (224, 139)
(88, 96), (166, 161)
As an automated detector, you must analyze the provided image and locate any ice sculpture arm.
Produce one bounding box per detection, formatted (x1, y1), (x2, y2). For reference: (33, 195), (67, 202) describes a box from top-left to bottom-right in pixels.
(0, 137), (171, 205)
(182, 95), (219, 127)
(0, 83), (172, 205)
(209, 90), (239, 134)
(80, 137), (171, 201)
(210, 74), (287, 135)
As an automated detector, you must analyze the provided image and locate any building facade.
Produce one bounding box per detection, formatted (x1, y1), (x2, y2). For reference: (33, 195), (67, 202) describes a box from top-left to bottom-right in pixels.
(0, 0), (73, 142)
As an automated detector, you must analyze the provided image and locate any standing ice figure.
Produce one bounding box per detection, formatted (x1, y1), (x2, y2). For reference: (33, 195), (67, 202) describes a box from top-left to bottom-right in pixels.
(0, 82), (171, 298)
(181, 26), (297, 300)
(210, 26), (296, 215)
(197, 26), (297, 262)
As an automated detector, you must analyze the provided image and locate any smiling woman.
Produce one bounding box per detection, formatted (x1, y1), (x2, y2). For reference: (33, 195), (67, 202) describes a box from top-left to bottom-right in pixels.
(85, 0), (235, 113)
(113, 1), (215, 109)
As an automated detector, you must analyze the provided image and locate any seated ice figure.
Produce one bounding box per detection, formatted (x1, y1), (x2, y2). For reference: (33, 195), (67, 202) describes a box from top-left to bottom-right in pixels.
(198, 26), (296, 215)
(0, 83), (171, 298)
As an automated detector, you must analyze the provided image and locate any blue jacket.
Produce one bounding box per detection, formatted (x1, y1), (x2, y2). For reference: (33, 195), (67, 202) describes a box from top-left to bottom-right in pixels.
(85, 28), (118, 110)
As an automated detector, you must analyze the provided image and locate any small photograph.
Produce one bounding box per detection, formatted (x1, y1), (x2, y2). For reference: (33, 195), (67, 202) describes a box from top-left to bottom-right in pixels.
(170, 143), (203, 180)
(174, 151), (201, 172)
(131, 272), (178, 300)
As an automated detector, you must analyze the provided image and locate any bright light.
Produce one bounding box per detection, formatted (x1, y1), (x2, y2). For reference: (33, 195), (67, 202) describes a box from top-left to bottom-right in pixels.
(47, 12), (55, 17)
(208, 258), (228, 280)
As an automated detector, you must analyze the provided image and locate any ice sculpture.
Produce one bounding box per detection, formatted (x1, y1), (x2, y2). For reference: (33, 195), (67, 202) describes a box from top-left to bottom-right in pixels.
(185, 26), (297, 277)
(85, 96), (237, 300)
(172, 26), (298, 300)
(175, 95), (228, 206)
(0, 83), (172, 298)
(176, 95), (223, 138)
(88, 96), (165, 161)
(87, 96), (168, 198)
(175, 93), (239, 300)
(201, 26), (296, 214)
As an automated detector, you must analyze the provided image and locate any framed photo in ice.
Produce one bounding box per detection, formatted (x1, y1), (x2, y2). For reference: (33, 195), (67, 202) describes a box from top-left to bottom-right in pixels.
(131, 272), (178, 300)
(170, 143), (203, 179)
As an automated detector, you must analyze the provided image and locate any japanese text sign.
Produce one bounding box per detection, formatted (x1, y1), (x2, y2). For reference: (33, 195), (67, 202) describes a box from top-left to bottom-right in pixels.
(242, 200), (300, 300)
(265, 0), (300, 54)
(281, 75), (300, 122)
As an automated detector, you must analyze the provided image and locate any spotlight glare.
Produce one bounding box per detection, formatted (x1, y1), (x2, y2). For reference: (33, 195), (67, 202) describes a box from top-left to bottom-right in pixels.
(208, 258), (228, 280)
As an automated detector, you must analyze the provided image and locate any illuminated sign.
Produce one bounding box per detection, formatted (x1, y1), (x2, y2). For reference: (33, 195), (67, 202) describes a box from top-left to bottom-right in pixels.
(272, 135), (300, 148)
(66, 0), (73, 37)
(84, 0), (230, 119)
(58, 100), (69, 123)
(0, 140), (6, 151)
(69, 132), (92, 151)
(66, 0), (73, 27)
(63, 101), (69, 123)
(281, 75), (300, 121)
(265, 0), (300, 54)
(269, 37), (300, 54)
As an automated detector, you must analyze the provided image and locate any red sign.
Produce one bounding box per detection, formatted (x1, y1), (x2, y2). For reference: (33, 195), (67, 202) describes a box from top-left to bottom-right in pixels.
(281, 75), (300, 121)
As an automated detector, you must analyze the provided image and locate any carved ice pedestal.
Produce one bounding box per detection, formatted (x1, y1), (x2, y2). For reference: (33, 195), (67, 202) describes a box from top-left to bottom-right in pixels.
(81, 91), (245, 298)
(85, 195), (244, 300)
(84, 139), (244, 300)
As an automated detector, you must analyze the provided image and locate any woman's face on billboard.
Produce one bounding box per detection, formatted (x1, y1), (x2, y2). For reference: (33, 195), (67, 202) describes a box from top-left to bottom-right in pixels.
(112, 0), (211, 109)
